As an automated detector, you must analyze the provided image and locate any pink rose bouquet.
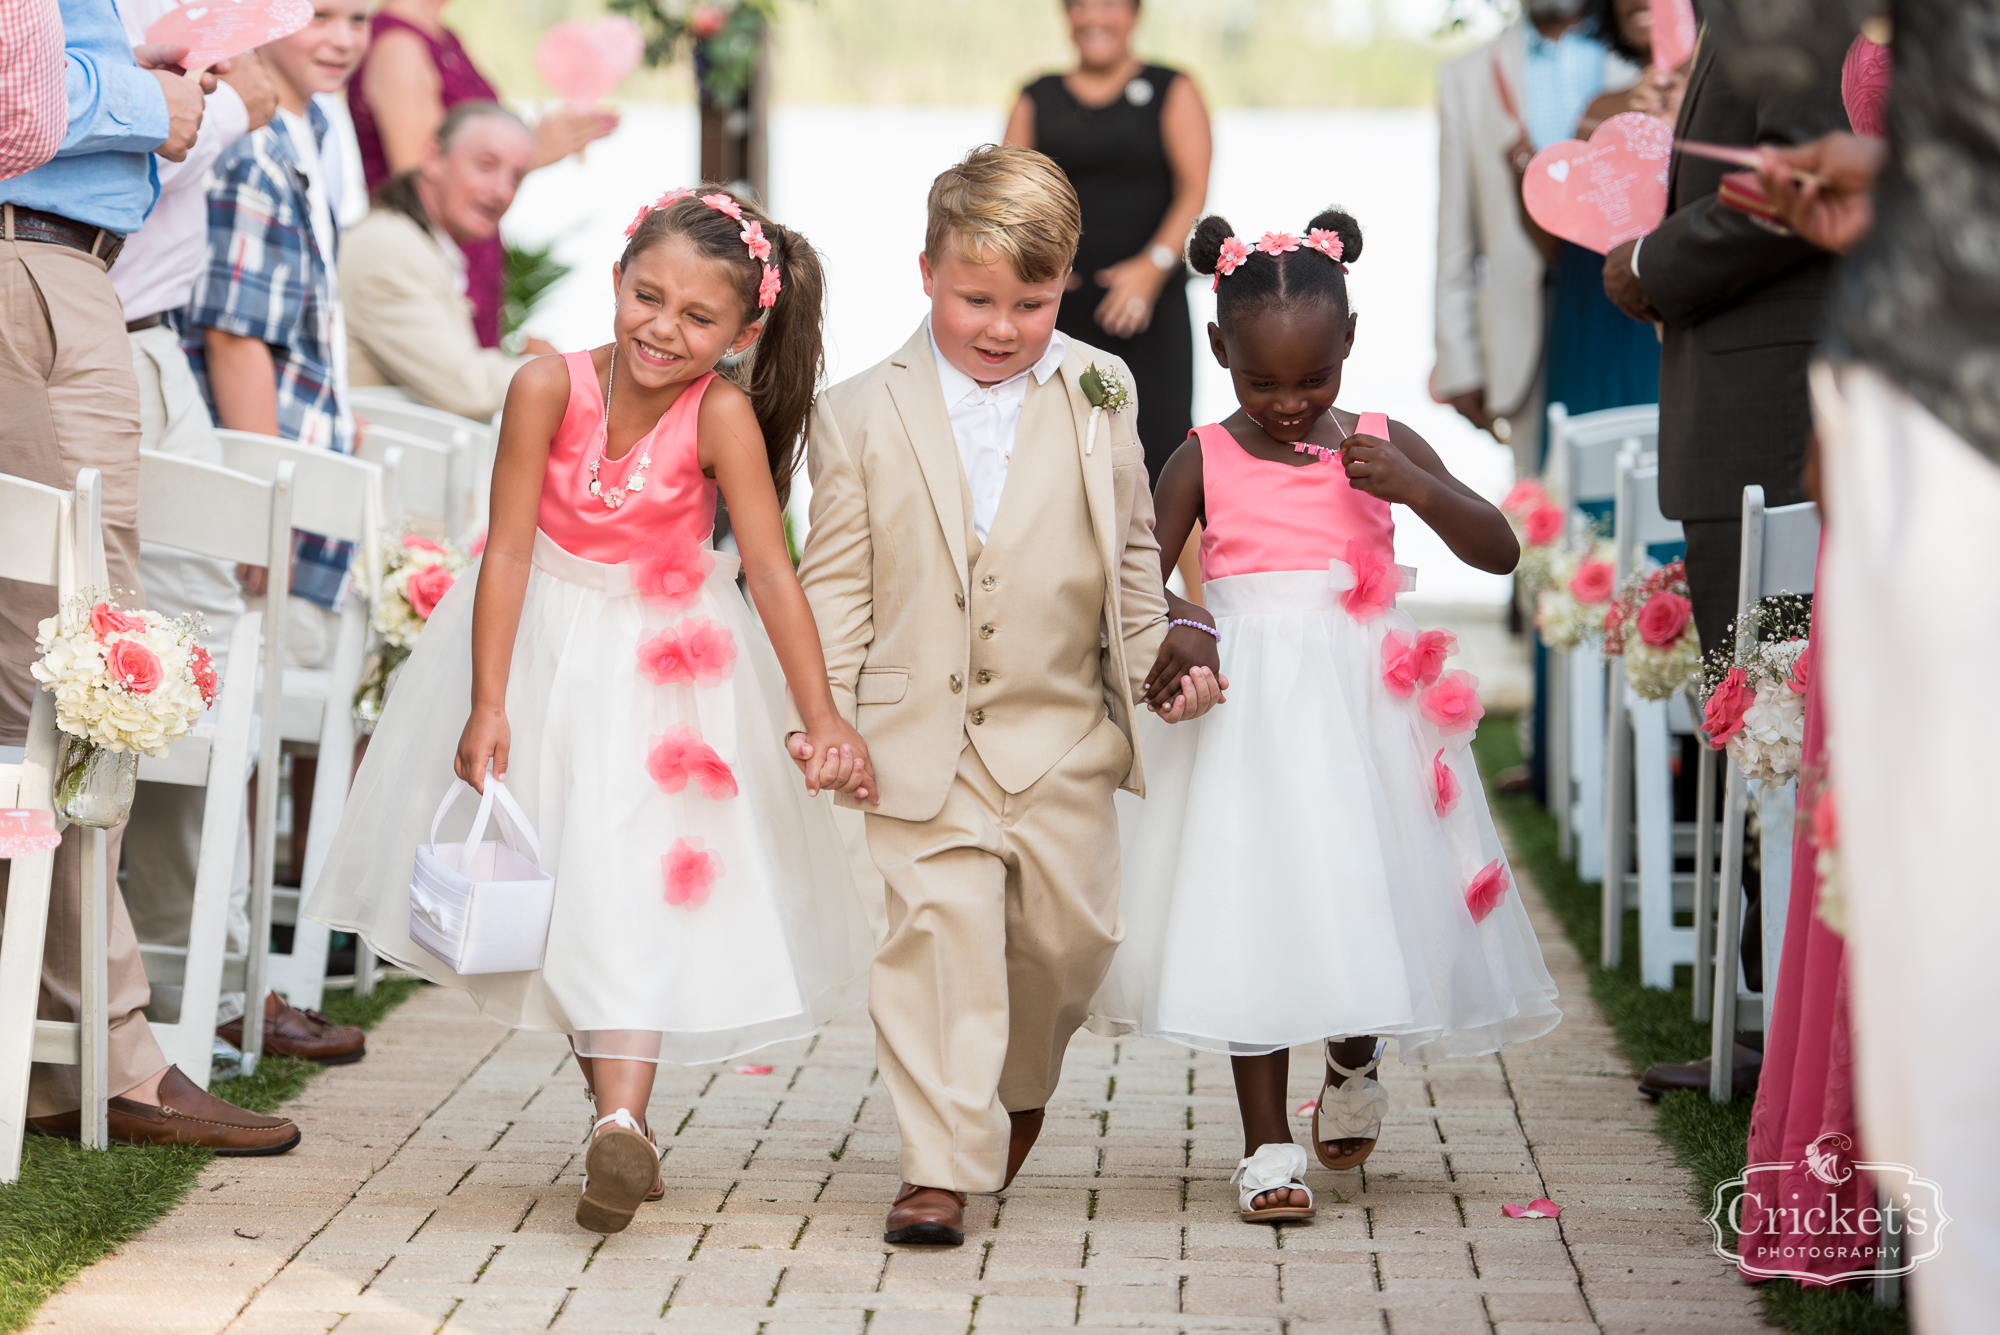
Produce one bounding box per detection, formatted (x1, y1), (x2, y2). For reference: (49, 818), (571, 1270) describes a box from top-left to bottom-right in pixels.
(360, 526), (477, 728)
(32, 594), (217, 759)
(1603, 560), (1702, 700)
(1699, 595), (1812, 785)
(1535, 542), (1616, 650)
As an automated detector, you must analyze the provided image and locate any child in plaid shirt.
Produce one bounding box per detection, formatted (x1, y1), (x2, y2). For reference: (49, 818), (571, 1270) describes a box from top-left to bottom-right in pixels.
(186, 0), (371, 624)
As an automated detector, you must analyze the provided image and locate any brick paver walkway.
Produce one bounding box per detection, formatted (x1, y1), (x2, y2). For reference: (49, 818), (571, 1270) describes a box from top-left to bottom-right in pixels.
(32, 861), (1768, 1335)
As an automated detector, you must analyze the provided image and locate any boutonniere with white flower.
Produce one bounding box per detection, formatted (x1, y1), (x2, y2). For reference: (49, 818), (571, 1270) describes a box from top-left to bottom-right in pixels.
(1079, 362), (1130, 456)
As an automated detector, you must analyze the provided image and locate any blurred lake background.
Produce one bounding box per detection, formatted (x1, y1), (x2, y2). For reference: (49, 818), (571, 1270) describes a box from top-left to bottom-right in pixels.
(470, 0), (1521, 609)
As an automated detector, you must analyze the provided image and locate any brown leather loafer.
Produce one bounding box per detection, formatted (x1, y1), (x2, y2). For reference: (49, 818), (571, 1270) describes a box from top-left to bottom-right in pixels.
(884, 1183), (966, 1246)
(219, 992), (366, 1065)
(29, 1066), (300, 1155)
(1003, 1108), (1045, 1188)
(1638, 1044), (1763, 1100)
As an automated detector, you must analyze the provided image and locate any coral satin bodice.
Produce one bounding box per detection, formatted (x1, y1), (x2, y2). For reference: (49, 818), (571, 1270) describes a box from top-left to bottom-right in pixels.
(1195, 418), (1396, 580)
(537, 354), (718, 564)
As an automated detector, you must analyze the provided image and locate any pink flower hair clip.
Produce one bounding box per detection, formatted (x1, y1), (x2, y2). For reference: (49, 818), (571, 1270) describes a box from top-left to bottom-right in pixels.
(1211, 235), (1252, 289)
(1256, 231), (1300, 256)
(622, 188), (784, 308)
(1304, 227), (1349, 273)
(1211, 226), (1352, 285)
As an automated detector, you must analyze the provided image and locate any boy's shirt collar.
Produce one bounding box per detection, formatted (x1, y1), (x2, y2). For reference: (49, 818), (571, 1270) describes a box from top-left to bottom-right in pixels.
(927, 320), (1068, 408)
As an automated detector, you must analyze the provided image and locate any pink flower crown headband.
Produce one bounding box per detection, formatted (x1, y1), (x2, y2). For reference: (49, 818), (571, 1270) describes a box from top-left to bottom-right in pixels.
(1211, 228), (1347, 290)
(624, 188), (784, 309)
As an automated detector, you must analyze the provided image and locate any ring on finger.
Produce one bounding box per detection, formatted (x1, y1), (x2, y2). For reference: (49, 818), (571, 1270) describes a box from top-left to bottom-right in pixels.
(1125, 297), (1147, 317)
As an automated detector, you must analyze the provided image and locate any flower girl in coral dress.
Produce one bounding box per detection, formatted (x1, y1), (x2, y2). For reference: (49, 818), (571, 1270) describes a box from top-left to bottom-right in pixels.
(310, 189), (877, 1233)
(1091, 209), (1561, 1224)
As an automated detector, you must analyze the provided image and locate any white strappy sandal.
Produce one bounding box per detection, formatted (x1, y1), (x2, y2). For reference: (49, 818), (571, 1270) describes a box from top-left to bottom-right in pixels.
(1312, 1038), (1389, 1171)
(577, 1107), (664, 1234)
(1231, 1142), (1315, 1223)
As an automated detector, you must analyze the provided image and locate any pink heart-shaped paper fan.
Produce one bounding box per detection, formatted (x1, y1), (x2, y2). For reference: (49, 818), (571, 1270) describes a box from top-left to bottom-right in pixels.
(1522, 112), (1674, 255)
(0, 809), (62, 859)
(1648, 0), (1698, 74)
(1501, 1198), (1563, 1219)
(146, 0), (313, 74)
(536, 18), (643, 105)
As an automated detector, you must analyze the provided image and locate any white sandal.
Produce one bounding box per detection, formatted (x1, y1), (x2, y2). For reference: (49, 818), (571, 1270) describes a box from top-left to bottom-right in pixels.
(577, 1107), (663, 1234)
(1231, 1142), (1315, 1223)
(1312, 1038), (1388, 1171)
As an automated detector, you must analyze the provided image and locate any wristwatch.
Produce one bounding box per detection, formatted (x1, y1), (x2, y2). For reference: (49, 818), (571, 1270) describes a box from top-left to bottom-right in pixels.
(1148, 243), (1180, 272)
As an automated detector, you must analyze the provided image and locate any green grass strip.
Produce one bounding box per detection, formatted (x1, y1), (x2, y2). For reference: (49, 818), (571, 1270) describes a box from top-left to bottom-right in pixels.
(1475, 718), (1904, 1334)
(0, 978), (422, 1333)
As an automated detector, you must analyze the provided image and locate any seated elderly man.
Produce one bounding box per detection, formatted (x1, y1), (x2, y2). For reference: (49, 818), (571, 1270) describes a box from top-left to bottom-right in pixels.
(342, 101), (553, 420)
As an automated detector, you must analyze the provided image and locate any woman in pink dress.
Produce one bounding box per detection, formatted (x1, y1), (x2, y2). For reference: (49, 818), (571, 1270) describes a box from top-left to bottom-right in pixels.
(308, 190), (875, 1236)
(1090, 208), (1561, 1225)
(348, 0), (617, 346)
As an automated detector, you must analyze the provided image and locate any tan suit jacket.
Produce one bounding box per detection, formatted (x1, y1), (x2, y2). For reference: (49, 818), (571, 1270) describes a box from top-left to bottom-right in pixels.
(795, 322), (1170, 824)
(339, 209), (523, 421)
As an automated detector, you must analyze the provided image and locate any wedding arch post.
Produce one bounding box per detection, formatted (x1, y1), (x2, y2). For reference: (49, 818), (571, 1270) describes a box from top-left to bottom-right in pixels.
(609, 0), (778, 202)
(700, 26), (769, 200)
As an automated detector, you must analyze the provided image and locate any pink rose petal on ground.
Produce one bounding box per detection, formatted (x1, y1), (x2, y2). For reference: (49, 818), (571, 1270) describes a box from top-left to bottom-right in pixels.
(405, 563), (456, 620)
(1501, 1198), (1561, 1219)
(1295, 1099), (1318, 1119)
(1420, 670), (1485, 735)
(90, 602), (145, 640)
(0, 809), (62, 858)
(107, 638), (162, 694)
(1465, 858), (1510, 922)
(1433, 749), (1461, 818)
(646, 725), (738, 799)
(1702, 667), (1753, 746)
(632, 533), (715, 611)
(1523, 502), (1565, 546)
(734, 1065), (775, 1076)
(663, 836), (722, 907)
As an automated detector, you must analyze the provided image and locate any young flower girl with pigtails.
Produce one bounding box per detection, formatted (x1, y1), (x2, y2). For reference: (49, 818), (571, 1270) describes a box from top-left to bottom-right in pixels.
(1091, 207), (1563, 1224)
(310, 188), (877, 1235)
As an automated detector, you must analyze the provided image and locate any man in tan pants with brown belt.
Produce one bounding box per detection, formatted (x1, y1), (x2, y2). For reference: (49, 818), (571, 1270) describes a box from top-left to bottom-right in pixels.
(790, 146), (1220, 1245)
(0, 1), (297, 1152)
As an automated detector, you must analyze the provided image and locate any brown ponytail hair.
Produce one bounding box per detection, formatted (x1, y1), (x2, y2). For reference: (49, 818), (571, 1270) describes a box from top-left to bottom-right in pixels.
(621, 187), (826, 507)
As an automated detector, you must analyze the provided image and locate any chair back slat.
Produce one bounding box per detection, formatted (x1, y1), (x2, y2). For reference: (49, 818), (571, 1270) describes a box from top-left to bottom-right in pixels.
(357, 424), (453, 526)
(137, 453), (290, 568)
(1760, 501), (1821, 597)
(1612, 447), (1685, 582)
(214, 431), (379, 546)
(0, 475), (68, 586)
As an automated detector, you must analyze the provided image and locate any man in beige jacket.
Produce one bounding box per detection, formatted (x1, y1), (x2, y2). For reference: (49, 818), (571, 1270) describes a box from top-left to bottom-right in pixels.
(340, 102), (550, 421)
(790, 147), (1220, 1247)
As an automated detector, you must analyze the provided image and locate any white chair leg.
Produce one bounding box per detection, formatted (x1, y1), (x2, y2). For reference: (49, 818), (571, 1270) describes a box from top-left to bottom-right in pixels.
(78, 826), (109, 1149)
(1572, 650), (1607, 882)
(353, 938), (377, 996)
(1600, 661), (1631, 968)
(1692, 740), (1718, 1023)
(1632, 695), (1676, 988)
(1549, 646), (1571, 860)
(1711, 764), (1750, 1101)
(1757, 779), (1797, 1025)
(0, 696), (63, 1183)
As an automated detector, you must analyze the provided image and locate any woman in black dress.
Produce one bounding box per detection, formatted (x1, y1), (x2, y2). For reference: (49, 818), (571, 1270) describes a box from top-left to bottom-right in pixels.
(1006, 0), (1211, 488)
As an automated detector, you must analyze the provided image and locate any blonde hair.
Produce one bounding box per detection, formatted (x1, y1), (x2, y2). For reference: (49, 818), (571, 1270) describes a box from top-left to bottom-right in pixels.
(925, 145), (1081, 283)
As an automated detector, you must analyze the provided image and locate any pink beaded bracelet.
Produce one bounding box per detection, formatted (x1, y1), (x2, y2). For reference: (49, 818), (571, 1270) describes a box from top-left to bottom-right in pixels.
(1170, 618), (1220, 641)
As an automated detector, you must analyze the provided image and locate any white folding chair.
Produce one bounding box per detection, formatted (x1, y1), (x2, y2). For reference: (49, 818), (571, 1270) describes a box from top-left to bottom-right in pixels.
(215, 431), (385, 1027)
(356, 420), (477, 543)
(1707, 486), (1820, 1099)
(352, 394), (492, 537)
(0, 469), (109, 1171)
(130, 452), (292, 1082)
(1599, 450), (1696, 982)
(1543, 403), (1658, 881)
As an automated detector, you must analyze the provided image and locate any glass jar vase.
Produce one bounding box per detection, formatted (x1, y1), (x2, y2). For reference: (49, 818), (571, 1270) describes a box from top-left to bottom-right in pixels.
(53, 734), (139, 829)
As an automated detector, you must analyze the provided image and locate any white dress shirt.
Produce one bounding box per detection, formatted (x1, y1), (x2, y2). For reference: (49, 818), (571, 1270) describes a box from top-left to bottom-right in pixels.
(929, 323), (1068, 543)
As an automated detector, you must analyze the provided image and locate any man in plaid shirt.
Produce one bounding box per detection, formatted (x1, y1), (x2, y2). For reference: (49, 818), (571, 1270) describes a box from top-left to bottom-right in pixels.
(185, 12), (365, 621)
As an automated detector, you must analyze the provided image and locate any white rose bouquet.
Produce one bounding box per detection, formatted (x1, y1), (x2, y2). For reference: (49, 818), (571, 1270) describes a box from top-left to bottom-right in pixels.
(1698, 595), (1811, 787)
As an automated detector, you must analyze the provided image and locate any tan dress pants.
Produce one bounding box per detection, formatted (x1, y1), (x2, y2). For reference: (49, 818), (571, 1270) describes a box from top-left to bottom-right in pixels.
(864, 717), (1131, 1193)
(0, 233), (169, 1114)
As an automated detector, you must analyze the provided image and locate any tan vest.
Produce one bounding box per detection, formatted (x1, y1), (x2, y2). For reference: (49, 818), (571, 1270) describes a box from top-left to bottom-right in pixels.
(957, 376), (1108, 793)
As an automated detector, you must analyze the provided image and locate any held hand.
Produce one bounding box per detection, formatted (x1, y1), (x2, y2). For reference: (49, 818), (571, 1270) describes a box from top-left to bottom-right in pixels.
(1142, 621), (1221, 711)
(1341, 434), (1436, 508)
(218, 49), (279, 132)
(455, 705), (511, 791)
(1092, 254), (1168, 339)
(1602, 239), (1661, 324)
(788, 727), (880, 804)
(1756, 135), (1885, 254)
(1156, 666), (1228, 723)
(532, 105), (620, 167)
(148, 65), (207, 161)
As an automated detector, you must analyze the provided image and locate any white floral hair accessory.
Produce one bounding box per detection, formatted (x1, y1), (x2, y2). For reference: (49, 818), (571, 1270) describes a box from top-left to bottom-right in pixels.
(624, 187), (783, 309)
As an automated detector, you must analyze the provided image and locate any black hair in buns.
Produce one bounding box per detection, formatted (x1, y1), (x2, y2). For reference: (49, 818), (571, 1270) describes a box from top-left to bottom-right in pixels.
(1187, 205), (1363, 329)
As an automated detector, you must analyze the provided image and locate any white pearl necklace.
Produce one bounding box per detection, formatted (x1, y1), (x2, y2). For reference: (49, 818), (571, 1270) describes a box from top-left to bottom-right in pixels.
(586, 353), (651, 508)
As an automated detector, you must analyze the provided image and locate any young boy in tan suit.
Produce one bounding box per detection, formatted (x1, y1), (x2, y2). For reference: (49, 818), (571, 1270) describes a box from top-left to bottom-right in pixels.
(788, 146), (1222, 1245)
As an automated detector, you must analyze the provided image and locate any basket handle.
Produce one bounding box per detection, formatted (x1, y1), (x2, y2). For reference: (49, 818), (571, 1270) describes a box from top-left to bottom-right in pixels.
(428, 768), (544, 864)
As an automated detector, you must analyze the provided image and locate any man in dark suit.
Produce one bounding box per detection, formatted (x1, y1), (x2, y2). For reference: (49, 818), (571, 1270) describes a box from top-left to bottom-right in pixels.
(1600, 31), (1849, 657)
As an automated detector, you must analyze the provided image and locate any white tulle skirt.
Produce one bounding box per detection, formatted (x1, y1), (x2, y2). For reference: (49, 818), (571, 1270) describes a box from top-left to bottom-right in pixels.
(305, 531), (875, 1065)
(1089, 569), (1561, 1064)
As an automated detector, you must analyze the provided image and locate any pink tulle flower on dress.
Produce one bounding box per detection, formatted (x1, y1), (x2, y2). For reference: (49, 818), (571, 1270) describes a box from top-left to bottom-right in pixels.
(108, 638), (163, 694)
(1256, 231), (1300, 256)
(701, 192), (743, 221)
(758, 264), (783, 309)
(740, 219), (771, 262)
(631, 532), (715, 610)
(1382, 629), (1454, 697)
(1303, 228), (1344, 262)
(1522, 501), (1565, 546)
(402, 534), (446, 554)
(1702, 667), (1754, 746)
(637, 619), (736, 686)
(1420, 669), (1485, 735)
(646, 725), (738, 799)
(1412, 628), (1456, 687)
(1432, 748), (1461, 818)
(89, 602), (144, 641)
(1637, 590), (1692, 647)
(1568, 559), (1615, 604)
(1341, 541), (1398, 622)
(1788, 646), (1810, 694)
(405, 563), (456, 621)
(663, 837), (723, 907)
(1465, 858), (1510, 923)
